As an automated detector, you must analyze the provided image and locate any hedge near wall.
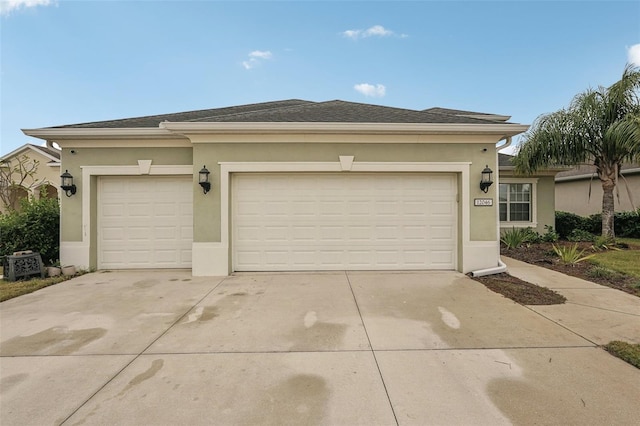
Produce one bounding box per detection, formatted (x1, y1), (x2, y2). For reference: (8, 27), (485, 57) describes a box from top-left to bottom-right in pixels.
(0, 197), (60, 265)
(556, 210), (640, 239)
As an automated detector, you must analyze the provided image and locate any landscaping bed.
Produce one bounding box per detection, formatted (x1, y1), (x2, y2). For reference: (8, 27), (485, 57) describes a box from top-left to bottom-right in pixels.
(503, 241), (640, 297)
(472, 272), (566, 305)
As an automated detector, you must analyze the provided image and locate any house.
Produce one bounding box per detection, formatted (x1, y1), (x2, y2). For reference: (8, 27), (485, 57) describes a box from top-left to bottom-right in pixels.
(555, 163), (640, 216)
(0, 143), (61, 213)
(23, 99), (552, 276)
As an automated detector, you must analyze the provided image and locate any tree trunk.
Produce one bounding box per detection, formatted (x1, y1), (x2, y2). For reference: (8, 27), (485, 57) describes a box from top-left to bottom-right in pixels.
(601, 179), (616, 239)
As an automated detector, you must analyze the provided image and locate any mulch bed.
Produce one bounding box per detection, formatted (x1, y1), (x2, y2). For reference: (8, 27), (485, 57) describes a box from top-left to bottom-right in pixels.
(470, 241), (639, 305)
(503, 241), (640, 297)
(472, 272), (567, 305)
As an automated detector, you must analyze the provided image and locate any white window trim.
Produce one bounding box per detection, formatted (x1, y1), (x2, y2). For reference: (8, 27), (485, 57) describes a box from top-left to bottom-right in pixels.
(499, 178), (538, 228)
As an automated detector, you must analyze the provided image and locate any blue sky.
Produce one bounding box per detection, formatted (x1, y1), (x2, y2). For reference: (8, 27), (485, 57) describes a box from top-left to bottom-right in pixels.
(1, 0), (639, 155)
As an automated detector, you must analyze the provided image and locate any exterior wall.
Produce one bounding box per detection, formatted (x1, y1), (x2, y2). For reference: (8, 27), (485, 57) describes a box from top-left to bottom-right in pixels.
(189, 135), (502, 275)
(56, 133), (506, 275)
(58, 143), (192, 268)
(555, 174), (640, 216)
(192, 139), (499, 243)
(535, 176), (556, 234)
(498, 172), (556, 235)
(0, 149), (60, 213)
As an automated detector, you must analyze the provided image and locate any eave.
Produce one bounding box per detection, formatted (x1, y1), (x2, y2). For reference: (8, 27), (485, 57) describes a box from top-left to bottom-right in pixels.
(23, 121), (530, 146)
(22, 128), (175, 141)
(555, 167), (640, 182)
(159, 121), (529, 138)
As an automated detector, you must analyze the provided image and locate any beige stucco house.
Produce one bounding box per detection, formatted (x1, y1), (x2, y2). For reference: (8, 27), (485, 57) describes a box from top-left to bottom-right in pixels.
(555, 163), (640, 216)
(23, 99), (555, 276)
(0, 143), (60, 213)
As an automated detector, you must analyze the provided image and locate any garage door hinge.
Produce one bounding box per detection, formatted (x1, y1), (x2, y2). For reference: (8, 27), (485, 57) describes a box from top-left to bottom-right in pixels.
(456, 193), (460, 203)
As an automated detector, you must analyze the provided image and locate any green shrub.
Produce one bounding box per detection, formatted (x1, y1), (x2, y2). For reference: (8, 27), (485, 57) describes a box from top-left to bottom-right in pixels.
(567, 228), (596, 242)
(587, 265), (618, 280)
(592, 235), (618, 251)
(586, 213), (602, 235)
(542, 225), (559, 242)
(524, 227), (543, 243)
(551, 243), (595, 265)
(615, 209), (640, 238)
(0, 196), (59, 265)
(555, 210), (640, 239)
(555, 211), (588, 239)
(501, 227), (531, 249)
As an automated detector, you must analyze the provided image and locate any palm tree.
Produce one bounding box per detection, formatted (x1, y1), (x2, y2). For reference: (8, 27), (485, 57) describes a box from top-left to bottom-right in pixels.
(513, 64), (640, 238)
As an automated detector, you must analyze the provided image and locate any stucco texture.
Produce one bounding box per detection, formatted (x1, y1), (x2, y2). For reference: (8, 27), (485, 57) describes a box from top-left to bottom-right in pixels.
(555, 174), (639, 216)
(192, 141), (498, 243)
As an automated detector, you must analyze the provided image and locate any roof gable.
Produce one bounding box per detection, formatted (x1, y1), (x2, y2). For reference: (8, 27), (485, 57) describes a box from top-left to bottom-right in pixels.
(1, 143), (60, 163)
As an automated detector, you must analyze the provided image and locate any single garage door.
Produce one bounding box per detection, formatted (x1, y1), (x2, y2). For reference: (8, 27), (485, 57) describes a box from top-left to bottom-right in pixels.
(233, 173), (457, 271)
(98, 176), (193, 269)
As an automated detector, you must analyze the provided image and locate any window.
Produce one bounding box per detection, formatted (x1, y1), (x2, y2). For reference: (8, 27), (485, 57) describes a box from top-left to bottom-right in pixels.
(499, 183), (531, 222)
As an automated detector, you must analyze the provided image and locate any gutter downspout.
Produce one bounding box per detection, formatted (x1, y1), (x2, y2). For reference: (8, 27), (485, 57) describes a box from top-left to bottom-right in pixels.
(470, 259), (507, 277)
(470, 136), (512, 277)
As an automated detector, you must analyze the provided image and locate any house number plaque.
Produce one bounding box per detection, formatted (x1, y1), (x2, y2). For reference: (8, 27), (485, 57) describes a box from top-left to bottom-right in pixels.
(474, 198), (493, 206)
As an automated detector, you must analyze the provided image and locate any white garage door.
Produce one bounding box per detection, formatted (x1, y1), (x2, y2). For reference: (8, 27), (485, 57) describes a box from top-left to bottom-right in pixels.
(98, 176), (193, 269)
(233, 173), (457, 271)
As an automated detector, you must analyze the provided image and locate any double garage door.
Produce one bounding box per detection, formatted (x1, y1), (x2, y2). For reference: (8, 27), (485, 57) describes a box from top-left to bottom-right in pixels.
(233, 173), (457, 271)
(98, 173), (457, 271)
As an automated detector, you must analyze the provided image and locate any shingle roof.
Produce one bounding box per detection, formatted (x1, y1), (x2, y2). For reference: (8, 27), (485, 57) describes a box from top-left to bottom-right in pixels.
(555, 163), (640, 179)
(52, 99), (513, 129)
(28, 144), (60, 160)
(53, 99), (313, 129)
(498, 153), (515, 168)
(423, 107), (511, 122)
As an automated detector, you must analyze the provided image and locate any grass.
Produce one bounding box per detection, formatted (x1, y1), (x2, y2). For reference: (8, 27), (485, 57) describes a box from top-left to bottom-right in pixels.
(0, 271), (85, 302)
(590, 238), (640, 278)
(604, 341), (640, 369)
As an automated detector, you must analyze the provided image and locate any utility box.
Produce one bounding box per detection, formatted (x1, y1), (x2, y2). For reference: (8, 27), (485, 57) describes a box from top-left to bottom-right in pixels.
(2, 251), (45, 281)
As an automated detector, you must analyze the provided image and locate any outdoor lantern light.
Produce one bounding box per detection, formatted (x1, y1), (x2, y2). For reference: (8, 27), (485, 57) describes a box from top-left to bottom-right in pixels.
(199, 166), (211, 194)
(60, 170), (77, 197)
(480, 165), (493, 193)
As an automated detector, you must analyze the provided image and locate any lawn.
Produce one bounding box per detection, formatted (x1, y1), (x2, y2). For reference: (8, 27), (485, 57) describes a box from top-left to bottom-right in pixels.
(604, 341), (640, 369)
(0, 265), (86, 302)
(0, 275), (74, 302)
(590, 238), (640, 279)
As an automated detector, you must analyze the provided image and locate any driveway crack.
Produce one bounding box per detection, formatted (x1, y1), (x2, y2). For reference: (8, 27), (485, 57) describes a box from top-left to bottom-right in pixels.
(344, 271), (399, 426)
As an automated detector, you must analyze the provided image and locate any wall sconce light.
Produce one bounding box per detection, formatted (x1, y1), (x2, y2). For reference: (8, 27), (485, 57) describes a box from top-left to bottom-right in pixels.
(480, 165), (493, 193)
(199, 166), (211, 194)
(60, 170), (77, 197)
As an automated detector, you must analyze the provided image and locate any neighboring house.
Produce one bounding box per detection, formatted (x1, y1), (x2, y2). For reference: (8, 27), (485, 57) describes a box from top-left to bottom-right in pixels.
(0, 143), (61, 213)
(555, 163), (640, 216)
(24, 99), (549, 276)
(498, 153), (562, 234)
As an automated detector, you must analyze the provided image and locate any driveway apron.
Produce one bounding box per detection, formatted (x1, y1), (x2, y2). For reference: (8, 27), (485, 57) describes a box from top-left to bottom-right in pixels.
(1, 270), (639, 425)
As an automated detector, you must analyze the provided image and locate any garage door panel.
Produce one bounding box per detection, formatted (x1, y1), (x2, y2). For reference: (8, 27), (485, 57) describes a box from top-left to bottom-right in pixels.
(98, 176), (192, 269)
(233, 173), (457, 271)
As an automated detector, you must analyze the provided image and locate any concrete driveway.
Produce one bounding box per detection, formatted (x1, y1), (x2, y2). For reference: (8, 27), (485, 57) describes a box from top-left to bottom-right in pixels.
(1, 270), (639, 425)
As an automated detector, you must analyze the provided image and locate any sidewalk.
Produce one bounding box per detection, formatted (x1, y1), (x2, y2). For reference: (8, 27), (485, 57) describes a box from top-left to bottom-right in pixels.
(502, 256), (640, 345)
